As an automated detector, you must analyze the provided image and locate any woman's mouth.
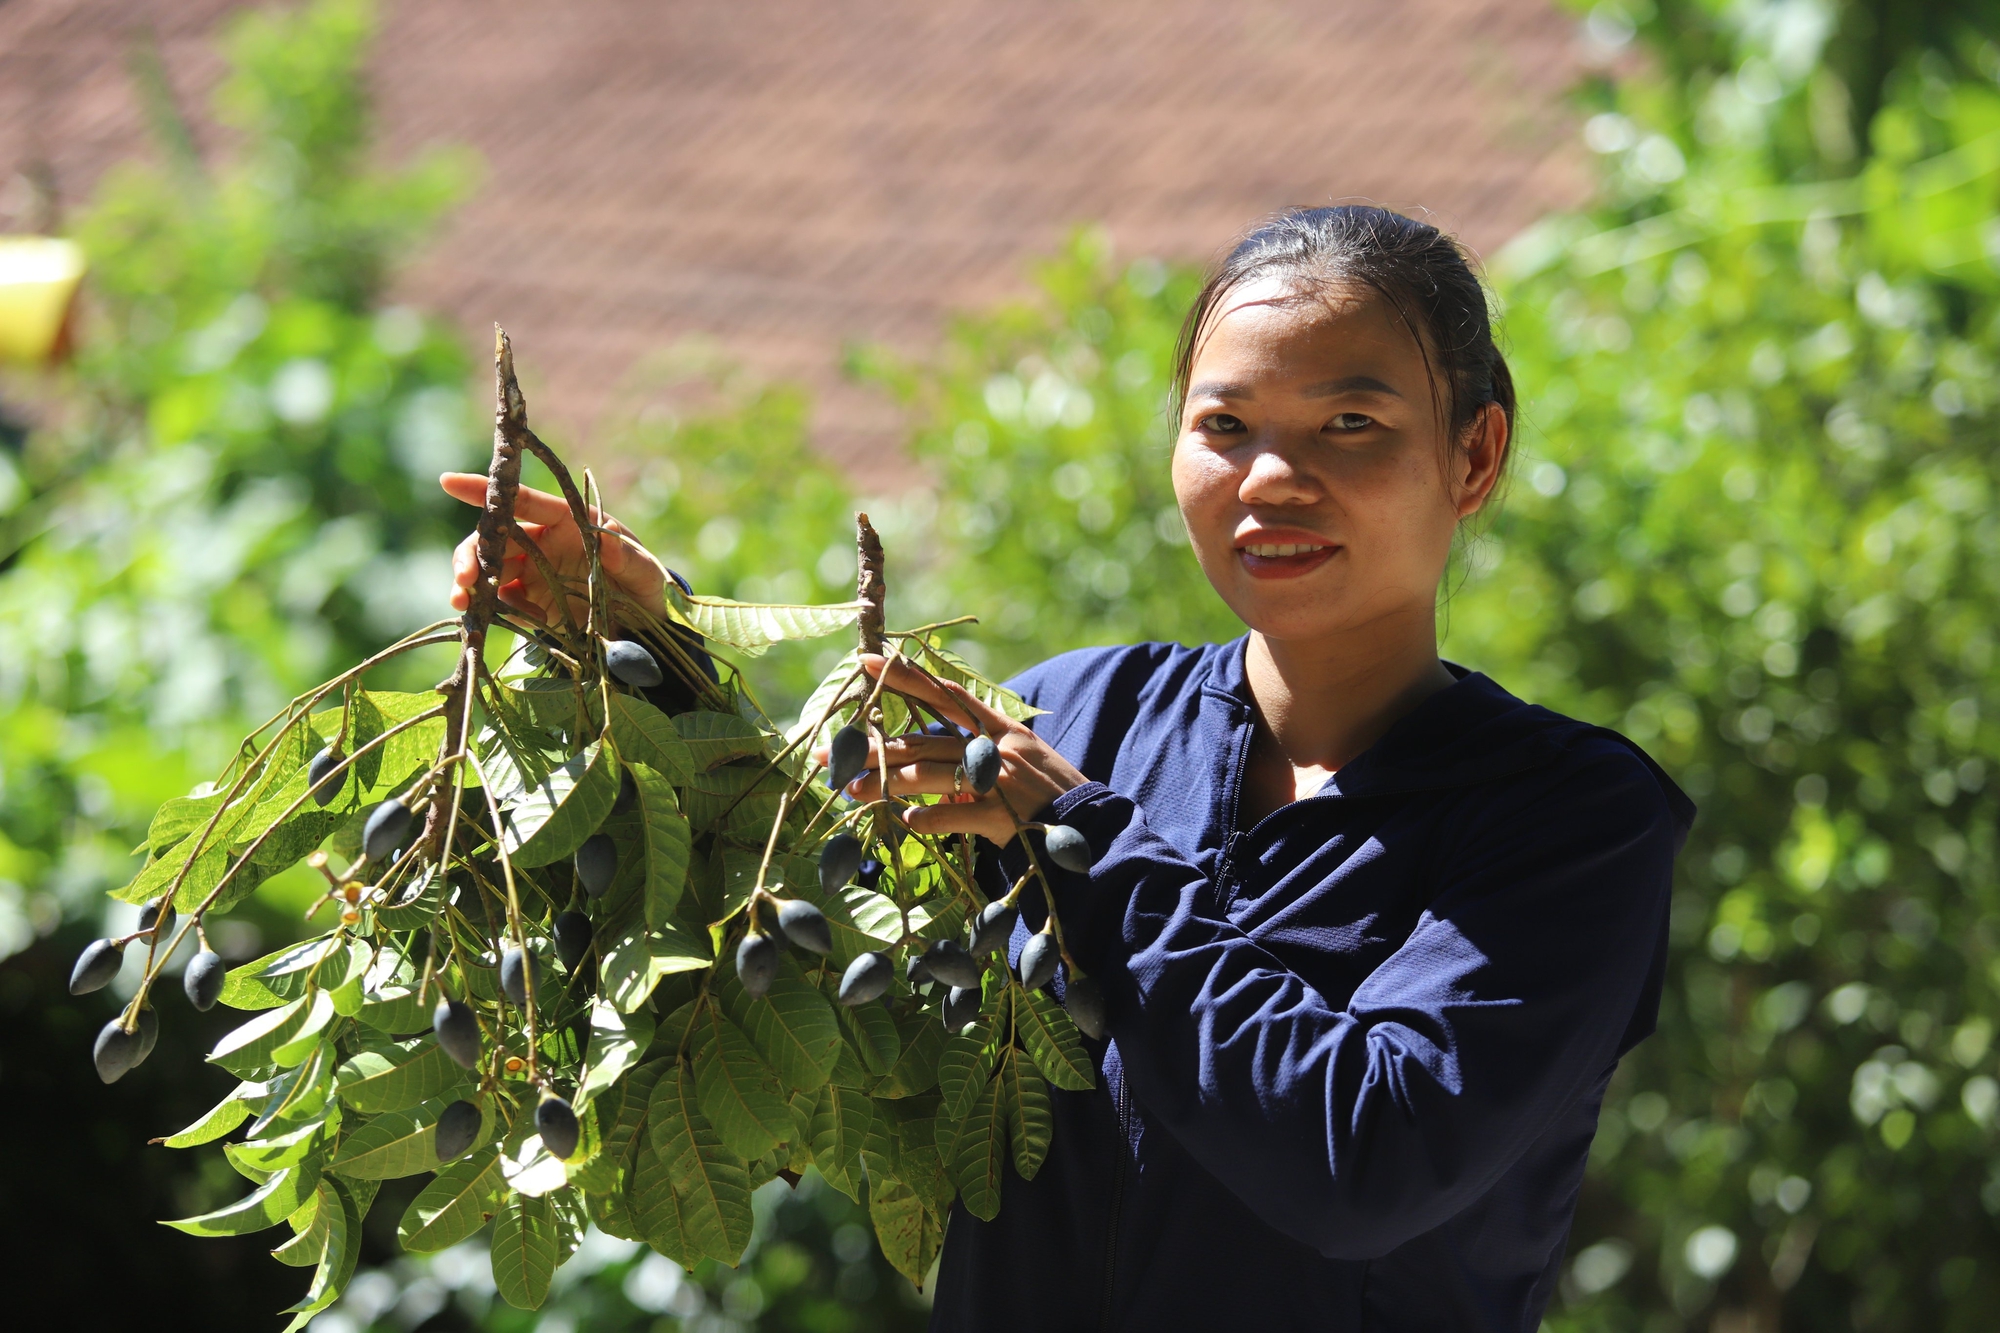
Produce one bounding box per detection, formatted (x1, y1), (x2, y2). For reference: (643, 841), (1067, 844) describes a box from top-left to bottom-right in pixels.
(1237, 538), (1338, 579)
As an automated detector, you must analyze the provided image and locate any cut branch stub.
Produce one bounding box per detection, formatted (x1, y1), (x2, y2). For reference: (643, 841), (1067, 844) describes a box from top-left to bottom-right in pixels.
(856, 511), (886, 655)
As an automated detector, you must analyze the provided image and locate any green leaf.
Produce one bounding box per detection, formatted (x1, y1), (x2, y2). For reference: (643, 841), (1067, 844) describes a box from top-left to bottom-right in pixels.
(504, 742), (619, 868)
(163, 1154), (325, 1236)
(809, 1081), (875, 1202)
(681, 595), (867, 654)
(939, 1073), (1007, 1221)
(869, 1176), (945, 1292)
(159, 1088), (253, 1147)
(268, 990), (339, 1067)
(571, 1061), (663, 1196)
(397, 1147), (504, 1253)
(877, 1006), (944, 1097)
(1001, 1047), (1052, 1180)
(937, 1015), (1000, 1123)
(626, 1118), (696, 1267)
(228, 1115), (333, 1174)
(331, 1106), (439, 1180)
(647, 1062), (755, 1265)
(692, 1009), (794, 1160)
(821, 888), (904, 969)
(599, 919), (711, 1013)
(271, 1194), (328, 1268)
(147, 792), (227, 855)
(490, 1192), (562, 1310)
(837, 996), (902, 1077)
(911, 642), (1046, 720)
(336, 1037), (475, 1113)
(671, 711), (767, 770)
(606, 695), (695, 784)
(724, 961), (840, 1094)
(632, 763), (691, 929)
(278, 1177), (363, 1327)
(209, 994), (317, 1077)
(578, 999), (653, 1107)
(218, 937), (337, 1011)
(374, 865), (448, 932)
(786, 649), (863, 749)
(1017, 986), (1096, 1092)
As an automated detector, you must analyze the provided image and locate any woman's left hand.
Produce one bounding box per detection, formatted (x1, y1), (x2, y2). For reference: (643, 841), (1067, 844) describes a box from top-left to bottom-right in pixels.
(822, 654), (1089, 846)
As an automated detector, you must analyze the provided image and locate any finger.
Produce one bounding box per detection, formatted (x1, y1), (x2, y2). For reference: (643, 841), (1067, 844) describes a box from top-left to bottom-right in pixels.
(901, 798), (1015, 844)
(497, 579), (546, 624)
(937, 679), (1013, 738)
(853, 760), (969, 800)
(452, 531), (482, 587)
(442, 472), (488, 507)
(874, 734), (971, 767)
(860, 655), (980, 732)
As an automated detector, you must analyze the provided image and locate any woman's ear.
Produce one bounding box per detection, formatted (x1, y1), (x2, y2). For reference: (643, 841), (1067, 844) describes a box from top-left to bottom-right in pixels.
(1453, 402), (1510, 518)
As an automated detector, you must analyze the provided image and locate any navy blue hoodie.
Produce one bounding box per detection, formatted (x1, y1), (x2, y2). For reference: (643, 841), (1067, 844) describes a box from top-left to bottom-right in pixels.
(930, 639), (1694, 1332)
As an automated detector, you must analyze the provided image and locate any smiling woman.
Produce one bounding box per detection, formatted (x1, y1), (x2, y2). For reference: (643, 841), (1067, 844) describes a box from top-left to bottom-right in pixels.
(443, 206), (1692, 1333)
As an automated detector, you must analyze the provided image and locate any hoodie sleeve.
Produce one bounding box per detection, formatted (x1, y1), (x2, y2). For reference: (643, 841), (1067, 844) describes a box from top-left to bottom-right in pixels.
(1039, 737), (1680, 1261)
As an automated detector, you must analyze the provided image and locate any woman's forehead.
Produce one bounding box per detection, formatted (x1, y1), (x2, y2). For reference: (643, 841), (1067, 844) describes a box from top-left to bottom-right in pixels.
(1193, 275), (1422, 378)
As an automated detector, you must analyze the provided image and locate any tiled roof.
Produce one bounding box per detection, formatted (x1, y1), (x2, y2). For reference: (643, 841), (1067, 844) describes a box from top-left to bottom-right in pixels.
(2, 0), (1588, 486)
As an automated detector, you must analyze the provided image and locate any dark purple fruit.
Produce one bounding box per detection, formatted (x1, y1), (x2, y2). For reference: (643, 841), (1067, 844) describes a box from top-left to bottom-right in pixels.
(963, 735), (1001, 794)
(776, 899), (833, 956)
(500, 947), (542, 1008)
(134, 1005), (159, 1064)
(818, 832), (865, 895)
(138, 900), (176, 943)
(184, 949), (225, 1011)
(69, 938), (125, 995)
(968, 899), (1017, 956)
(943, 985), (980, 1032)
(837, 951), (893, 1006)
(1064, 973), (1107, 1040)
(855, 857), (884, 890)
(604, 639), (663, 688)
(553, 911), (594, 970)
(906, 953), (934, 987)
(613, 769), (637, 815)
(1043, 824), (1093, 873)
(307, 745), (344, 807)
(433, 998), (481, 1069)
(922, 939), (983, 991)
(1018, 931), (1060, 991)
(575, 834), (617, 898)
(736, 931), (779, 998)
(435, 1099), (482, 1161)
(536, 1093), (581, 1159)
(363, 799), (414, 863)
(827, 725), (870, 793)
(93, 1017), (144, 1084)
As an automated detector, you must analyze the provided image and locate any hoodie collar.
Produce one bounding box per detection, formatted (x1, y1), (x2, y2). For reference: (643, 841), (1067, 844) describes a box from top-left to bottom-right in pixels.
(1199, 636), (1583, 801)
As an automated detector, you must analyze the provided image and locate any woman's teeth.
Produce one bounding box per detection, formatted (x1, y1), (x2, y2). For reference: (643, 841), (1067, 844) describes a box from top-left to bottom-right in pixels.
(1243, 543), (1325, 557)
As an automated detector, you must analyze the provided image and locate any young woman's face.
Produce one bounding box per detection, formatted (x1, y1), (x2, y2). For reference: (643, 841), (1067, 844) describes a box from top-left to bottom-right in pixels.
(1171, 276), (1506, 646)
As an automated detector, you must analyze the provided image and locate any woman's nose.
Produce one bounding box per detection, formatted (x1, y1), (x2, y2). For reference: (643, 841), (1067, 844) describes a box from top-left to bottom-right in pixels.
(1236, 440), (1320, 507)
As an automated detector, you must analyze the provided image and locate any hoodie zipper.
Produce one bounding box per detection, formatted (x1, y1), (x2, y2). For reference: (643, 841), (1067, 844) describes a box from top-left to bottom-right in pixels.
(1099, 1071), (1133, 1332)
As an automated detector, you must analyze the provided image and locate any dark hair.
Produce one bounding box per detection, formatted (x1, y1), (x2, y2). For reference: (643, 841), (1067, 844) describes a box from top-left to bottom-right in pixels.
(1170, 205), (1515, 469)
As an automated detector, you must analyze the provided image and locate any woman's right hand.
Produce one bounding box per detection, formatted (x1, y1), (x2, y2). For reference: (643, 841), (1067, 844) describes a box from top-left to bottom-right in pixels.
(441, 472), (671, 629)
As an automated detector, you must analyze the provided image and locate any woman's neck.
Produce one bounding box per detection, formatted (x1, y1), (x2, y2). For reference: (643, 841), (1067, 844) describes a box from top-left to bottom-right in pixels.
(1243, 608), (1455, 779)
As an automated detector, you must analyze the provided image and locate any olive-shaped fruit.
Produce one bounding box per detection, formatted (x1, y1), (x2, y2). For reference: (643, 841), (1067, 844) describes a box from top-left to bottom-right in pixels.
(553, 910), (594, 970)
(575, 834), (617, 898)
(500, 947), (542, 1008)
(1018, 931), (1060, 991)
(827, 725), (870, 793)
(963, 735), (1001, 794)
(604, 639), (663, 688)
(1044, 824), (1093, 874)
(818, 832), (864, 896)
(922, 939), (983, 991)
(838, 951), (894, 1006)
(1064, 973), (1107, 1040)
(93, 1017), (145, 1084)
(307, 745), (344, 807)
(968, 899), (1018, 956)
(362, 798), (414, 863)
(433, 997), (482, 1069)
(856, 857), (884, 890)
(736, 931), (779, 998)
(184, 949), (226, 1011)
(613, 769), (637, 815)
(138, 900), (176, 943)
(69, 938), (125, 995)
(776, 899), (833, 956)
(134, 1005), (159, 1065)
(435, 1099), (482, 1161)
(943, 985), (981, 1032)
(906, 953), (934, 987)
(537, 1093), (581, 1159)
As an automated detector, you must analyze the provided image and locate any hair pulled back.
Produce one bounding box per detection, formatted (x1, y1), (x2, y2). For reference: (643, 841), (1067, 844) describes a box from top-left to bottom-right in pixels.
(1171, 205), (1515, 465)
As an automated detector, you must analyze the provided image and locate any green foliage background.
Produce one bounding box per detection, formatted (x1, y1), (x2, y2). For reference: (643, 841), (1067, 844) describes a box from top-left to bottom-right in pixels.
(16, 0), (2000, 1329)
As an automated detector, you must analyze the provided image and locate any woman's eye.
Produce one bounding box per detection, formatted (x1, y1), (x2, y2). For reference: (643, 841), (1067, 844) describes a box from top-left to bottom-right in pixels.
(1328, 412), (1374, 432)
(1196, 413), (1245, 434)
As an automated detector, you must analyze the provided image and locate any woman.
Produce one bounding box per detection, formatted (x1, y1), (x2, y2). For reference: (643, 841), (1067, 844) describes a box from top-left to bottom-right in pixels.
(445, 205), (1692, 1331)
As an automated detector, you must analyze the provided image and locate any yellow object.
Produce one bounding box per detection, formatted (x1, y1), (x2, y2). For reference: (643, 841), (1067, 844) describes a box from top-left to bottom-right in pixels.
(0, 236), (86, 365)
